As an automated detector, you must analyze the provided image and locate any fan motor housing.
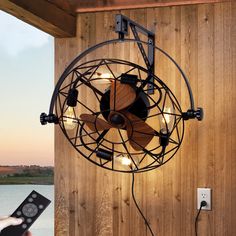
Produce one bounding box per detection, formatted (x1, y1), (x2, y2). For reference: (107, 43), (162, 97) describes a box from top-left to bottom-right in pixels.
(100, 89), (150, 123)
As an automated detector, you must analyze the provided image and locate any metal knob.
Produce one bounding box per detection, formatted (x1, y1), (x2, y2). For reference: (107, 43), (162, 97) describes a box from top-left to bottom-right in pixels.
(194, 107), (204, 121)
(40, 113), (59, 125)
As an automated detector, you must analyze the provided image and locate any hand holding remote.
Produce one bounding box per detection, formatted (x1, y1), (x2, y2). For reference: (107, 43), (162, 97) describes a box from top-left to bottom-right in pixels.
(0, 190), (50, 236)
(0, 217), (32, 235)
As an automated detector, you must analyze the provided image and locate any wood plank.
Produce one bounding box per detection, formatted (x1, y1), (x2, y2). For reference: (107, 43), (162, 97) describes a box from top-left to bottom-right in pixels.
(197, 4), (215, 235)
(0, 0), (76, 37)
(230, 2), (236, 236)
(213, 3), (235, 236)
(213, 4), (226, 236)
(54, 38), (74, 236)
(75, 0), (232, 13)
(179, 4), (199, 236)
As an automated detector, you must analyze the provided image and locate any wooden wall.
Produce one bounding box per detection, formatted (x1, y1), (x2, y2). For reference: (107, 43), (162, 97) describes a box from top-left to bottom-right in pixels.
(55, 2), (236, 235)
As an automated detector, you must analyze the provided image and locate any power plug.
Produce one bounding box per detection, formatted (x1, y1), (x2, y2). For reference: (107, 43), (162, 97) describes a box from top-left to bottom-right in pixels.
(197, 188), (212, 210)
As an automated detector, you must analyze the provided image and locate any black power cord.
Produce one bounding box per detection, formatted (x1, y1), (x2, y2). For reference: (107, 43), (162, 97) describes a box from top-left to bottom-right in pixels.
(195, 200), (207, 236)
(131, 173), (156, 236)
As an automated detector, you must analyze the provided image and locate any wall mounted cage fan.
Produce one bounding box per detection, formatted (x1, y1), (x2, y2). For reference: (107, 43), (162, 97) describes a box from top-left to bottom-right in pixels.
(40, 14), (203, 173)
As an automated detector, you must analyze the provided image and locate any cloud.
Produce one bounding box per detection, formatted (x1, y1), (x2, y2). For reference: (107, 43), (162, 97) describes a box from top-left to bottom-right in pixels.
(0, 10), (50, 56)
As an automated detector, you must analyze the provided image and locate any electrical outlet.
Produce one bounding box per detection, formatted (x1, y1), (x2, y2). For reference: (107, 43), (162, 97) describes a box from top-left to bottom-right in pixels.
(197, 188), (212, 210)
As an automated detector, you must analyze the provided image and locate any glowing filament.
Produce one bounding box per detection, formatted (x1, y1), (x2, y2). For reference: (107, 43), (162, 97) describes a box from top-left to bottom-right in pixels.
(63, 107), (77, 130)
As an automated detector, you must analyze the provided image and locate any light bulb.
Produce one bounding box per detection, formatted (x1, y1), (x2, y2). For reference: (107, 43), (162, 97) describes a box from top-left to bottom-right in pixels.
(159, 106), (175, 134)
(100, 73), (111, 79)
(115, 154), (139, 170)
(120, 156), (132, 166)
(63, 107), (77, 130)
(92, 72), (111, 84)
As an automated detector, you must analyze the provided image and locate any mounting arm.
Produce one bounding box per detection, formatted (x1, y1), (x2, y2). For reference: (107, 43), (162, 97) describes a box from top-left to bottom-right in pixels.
(115, 14), (203, 120)
(115, 14), (155, 94)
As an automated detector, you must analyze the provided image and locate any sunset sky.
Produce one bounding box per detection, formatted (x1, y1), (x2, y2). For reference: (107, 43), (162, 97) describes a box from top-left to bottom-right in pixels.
(0, 11), (54, 166)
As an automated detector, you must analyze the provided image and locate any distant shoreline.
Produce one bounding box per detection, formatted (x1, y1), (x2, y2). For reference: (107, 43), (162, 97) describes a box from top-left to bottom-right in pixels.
(0, 176), (54, 185)
(0, 165), (54, 185)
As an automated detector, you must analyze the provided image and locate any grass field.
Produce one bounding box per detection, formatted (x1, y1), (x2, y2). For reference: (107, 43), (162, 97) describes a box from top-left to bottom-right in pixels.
(0, 176), (54, 185)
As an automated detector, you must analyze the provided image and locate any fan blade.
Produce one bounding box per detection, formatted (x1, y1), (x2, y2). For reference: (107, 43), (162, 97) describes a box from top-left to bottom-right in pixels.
(110, 81), (136, 111)
(124, 112), (155, 151)
(80, 114), (112, 131)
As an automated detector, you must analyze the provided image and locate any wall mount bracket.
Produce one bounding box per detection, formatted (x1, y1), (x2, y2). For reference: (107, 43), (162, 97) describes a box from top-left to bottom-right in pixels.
(115, 14), (155, 94)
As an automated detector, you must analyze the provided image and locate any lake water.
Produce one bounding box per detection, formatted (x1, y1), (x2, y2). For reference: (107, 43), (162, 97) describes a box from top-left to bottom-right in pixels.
(0, 185), (54, 236)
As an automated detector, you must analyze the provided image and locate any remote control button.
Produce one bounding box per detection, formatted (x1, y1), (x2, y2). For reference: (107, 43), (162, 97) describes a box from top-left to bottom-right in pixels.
(20, 217), (25, 222)
(26, 218), (32, 223)
(22, 203), (38, 217)
(32, 194), (37, 198)
(22, 224), (27, 229)
(39, 205), (44, 209)
(28, 198), (33, 202)
(16, 211), (22, 216)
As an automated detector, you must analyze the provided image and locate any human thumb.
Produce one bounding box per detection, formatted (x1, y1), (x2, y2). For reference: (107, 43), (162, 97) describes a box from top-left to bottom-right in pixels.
(0, 217), (23, 231)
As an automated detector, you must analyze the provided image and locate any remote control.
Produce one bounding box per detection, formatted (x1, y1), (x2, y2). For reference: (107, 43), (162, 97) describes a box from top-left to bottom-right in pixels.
(0, 190), (51, 236)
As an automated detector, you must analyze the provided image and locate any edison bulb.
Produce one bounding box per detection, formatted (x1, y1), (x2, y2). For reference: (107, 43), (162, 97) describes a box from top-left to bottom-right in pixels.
(120, 156), (132, 166)
(159, 106), (175, 134)
(63, 107), (77, 130)
(115, 154), (139, 170)
(93, 72), (111, 84)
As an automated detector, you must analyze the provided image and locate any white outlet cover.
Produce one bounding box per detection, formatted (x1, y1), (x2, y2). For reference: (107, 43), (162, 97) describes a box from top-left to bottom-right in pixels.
(197, 188), (212, 210)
